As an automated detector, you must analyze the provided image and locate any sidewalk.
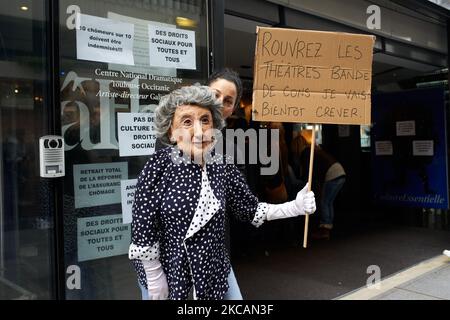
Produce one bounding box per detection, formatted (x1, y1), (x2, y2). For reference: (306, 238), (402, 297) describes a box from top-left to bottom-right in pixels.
(336, 252), (450, 300)
(235, 224), (450, 299)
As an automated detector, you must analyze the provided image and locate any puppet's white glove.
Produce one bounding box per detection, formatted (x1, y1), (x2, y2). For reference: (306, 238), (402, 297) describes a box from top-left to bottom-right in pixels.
(266, 184), (316, 221)
(143, 259), (169, 300)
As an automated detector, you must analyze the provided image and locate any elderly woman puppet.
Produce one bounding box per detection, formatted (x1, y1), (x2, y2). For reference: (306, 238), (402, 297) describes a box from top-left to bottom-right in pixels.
(128, 85), (316, 300)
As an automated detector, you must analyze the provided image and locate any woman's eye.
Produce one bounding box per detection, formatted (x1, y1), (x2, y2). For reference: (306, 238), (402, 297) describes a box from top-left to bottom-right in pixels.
(182, 119), (192, 126)
(201, 118), (211, 124)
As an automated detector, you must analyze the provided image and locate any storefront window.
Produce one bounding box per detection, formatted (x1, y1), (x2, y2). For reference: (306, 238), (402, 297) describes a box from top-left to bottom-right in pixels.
(0, 0), (55, 299)
(59, 0), (210, 299)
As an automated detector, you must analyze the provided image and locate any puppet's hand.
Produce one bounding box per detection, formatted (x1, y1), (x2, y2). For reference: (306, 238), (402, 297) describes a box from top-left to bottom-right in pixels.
(266, 184), (316, 221)
(143, 259), (169, 300)
(295, 184), (316, 214)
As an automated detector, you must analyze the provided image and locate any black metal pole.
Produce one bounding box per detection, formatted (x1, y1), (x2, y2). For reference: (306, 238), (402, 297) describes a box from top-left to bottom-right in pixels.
(209, 0), (224, 73)
(278, 5), (286, 27)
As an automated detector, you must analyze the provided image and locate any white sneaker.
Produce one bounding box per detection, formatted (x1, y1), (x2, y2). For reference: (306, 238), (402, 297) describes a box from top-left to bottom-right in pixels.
(443, 250), (450, 258)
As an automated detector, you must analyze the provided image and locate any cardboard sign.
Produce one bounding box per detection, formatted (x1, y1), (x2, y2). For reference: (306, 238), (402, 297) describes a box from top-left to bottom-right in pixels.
(252, 27), (375, 125)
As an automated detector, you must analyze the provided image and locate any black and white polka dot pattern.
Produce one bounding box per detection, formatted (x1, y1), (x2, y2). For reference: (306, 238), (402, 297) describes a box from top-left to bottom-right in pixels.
(129, 147), (270, 300)
(128, 243), (159, 260)
(252, 203), (269, 228)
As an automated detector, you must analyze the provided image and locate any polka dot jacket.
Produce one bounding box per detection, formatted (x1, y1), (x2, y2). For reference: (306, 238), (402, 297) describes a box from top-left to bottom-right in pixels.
(128, 147), (269, 300)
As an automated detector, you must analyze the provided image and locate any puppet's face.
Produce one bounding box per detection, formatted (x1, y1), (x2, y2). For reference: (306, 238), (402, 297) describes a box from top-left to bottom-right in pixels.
(209, 79), (237, 120)
(170, 104), (214, 163)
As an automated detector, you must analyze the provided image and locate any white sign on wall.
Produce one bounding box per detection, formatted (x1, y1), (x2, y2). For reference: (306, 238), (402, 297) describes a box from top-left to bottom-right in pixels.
(375, 141), (393, 156)
(118, 113), (157, 157)
(76, 13), (135, 65)
(413, 140), (434, 156)
(77, 214), (131, 262)
(73, 162), (128, 208)
(338, 125), (350, 137)
(107, 12), (176, 77)
(148, 25), (196, 70)
(396, 121), (416, 136)
(121, 179), (137, 224)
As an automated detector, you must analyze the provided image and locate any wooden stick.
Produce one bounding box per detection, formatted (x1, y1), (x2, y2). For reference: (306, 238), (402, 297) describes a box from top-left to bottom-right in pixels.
(303, 127), (316, 248)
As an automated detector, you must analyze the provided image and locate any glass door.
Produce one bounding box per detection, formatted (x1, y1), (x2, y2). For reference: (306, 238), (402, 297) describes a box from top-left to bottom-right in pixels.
(0, 0), (56, 299)
(58, 0), (211, 299)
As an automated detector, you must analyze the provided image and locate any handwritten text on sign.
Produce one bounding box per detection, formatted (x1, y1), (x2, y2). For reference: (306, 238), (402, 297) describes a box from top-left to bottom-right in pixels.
(252, 27), (375, 125)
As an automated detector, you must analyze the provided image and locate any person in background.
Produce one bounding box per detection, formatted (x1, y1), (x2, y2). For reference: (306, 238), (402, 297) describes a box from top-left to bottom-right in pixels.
(207, 68), (242, 122)
(207, 68), (245, 176)
(291, 133), (345, 240)
(128, 85), (316, 300)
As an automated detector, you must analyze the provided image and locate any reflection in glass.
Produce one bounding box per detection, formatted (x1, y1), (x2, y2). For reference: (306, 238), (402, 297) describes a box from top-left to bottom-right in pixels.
(0, 0), (55, 299)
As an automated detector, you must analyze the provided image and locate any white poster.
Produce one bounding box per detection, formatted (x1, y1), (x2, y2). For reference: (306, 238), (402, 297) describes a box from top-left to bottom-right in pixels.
(107, 12), (176, 76)
(118, 113), (157, 157)
(413, 140), (434, 156)
(396, 120), (416, 136)
(76, 13), (134, 65)
(338, 125), (350, 137)
(148, 25), (196, 70)
(121, 179), (137, 224)
(73, 162), (128, 208)
(375, 141), (393, 156)
(77, 214), (131, 262)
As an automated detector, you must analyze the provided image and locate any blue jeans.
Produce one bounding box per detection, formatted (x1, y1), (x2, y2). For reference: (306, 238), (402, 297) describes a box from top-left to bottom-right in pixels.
(320, 176), (345, 227)
(223, 267), (243, 300)
(139, 282), (149, 300)
(138, 266), (243, 300)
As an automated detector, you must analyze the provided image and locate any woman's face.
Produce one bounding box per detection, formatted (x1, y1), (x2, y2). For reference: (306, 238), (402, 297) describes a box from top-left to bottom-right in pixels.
(209, 79), (237, 120)
(170, 104), (214, 163)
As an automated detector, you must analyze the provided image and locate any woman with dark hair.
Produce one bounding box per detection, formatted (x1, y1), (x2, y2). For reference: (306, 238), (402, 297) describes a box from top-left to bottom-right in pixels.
(207, 68), (243, 120)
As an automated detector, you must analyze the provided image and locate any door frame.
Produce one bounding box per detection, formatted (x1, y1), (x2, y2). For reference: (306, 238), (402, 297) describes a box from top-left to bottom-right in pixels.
(48, 0), (66, 300)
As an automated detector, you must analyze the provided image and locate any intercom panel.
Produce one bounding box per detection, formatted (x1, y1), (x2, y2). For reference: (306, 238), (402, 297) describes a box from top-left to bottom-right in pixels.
(39, 135), (65, 178)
